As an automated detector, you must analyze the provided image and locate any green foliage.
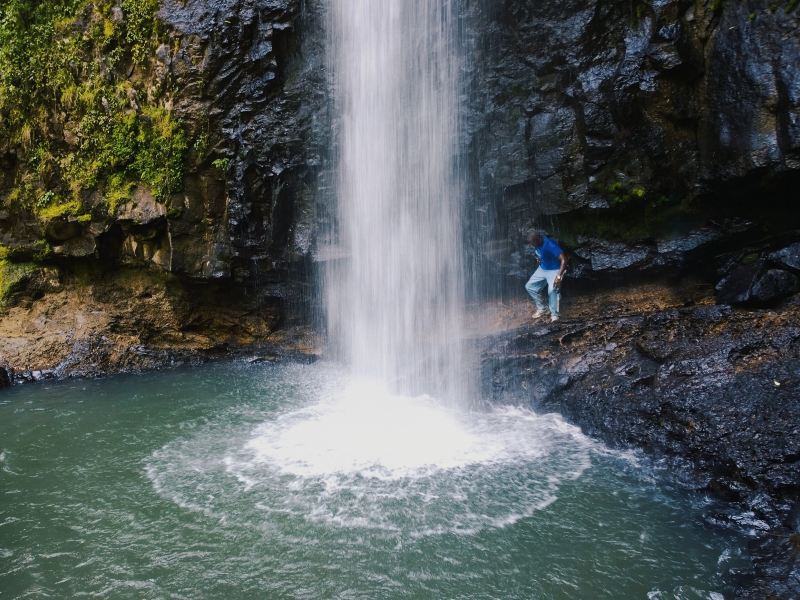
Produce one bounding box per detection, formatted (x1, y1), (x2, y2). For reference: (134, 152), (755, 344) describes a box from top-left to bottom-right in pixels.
(104, 172), (134, 213)
(0, 0), (187, 221)
(133, 107), (188, 199)
(0, 240), (51, 263)
(211, 158), (230, 171)
(32, 240), (53, 261)
(599, 179), (653, 206)
(121, 0), (160, 65)
(0, 259), (37, 308)
(37, 199), (82, 221)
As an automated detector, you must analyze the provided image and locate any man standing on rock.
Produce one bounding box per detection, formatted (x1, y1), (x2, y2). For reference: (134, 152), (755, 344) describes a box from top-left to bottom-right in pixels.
(525, 231), (567, 322)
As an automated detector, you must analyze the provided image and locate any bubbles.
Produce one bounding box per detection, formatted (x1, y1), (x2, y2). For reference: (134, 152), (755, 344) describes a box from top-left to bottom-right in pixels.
(243, 379), (500, 479)
(146, 369), (595, 537)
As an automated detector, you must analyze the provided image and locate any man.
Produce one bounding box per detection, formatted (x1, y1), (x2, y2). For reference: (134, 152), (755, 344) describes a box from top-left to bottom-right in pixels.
(525, 231), (567, 322)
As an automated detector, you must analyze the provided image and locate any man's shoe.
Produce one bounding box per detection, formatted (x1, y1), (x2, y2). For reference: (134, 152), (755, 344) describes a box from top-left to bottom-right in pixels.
(550, 314), (559, 322)
(532, 308), (546, 319)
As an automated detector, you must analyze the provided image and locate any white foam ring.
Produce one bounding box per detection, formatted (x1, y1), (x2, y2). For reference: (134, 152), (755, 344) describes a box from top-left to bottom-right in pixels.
(147, 376), (595, 537)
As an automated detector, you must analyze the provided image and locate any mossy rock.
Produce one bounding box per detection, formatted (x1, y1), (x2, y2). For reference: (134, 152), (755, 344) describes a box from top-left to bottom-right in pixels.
(0, 0), (188, 227)
(0, 259), (38, 308)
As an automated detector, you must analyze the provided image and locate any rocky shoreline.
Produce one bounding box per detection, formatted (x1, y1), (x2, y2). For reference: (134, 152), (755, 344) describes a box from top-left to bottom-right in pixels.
(0, 267), (318, 387)
(481, 282), (800, 598)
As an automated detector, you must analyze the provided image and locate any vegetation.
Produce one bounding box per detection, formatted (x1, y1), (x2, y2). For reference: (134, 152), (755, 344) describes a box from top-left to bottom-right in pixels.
(548, 175), (689, 245)
(211, 158), (230, 171)
(0, 256), (37, 307)
(0, 0), (186, 223)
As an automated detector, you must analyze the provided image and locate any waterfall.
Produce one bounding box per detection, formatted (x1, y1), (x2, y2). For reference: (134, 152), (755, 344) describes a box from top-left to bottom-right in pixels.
(323, 0), (467, 402)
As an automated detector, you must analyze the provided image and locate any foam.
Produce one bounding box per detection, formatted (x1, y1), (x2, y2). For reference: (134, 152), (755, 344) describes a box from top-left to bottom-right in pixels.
(243, 379), (506, 479)
(147, 374), (596, 536)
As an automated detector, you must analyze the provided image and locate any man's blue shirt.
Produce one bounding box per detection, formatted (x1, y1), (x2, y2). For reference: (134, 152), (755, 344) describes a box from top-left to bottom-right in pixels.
(535, 236), (563, 270)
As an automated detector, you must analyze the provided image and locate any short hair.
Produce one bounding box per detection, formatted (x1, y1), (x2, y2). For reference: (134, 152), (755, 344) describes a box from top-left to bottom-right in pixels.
(527, 230), (544, 246)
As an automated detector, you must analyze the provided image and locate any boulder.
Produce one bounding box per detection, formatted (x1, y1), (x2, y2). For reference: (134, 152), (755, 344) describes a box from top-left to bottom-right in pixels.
(574, 240), (651, 272)
(117, 187), (166, 225)
(769, 243), (800, 272)
(751, 269), (800, 304)
(45, 217), (83, 242)
(0, 366), (11, 389)
(716, 260), (762, 305)
(53, 234), (97, 258)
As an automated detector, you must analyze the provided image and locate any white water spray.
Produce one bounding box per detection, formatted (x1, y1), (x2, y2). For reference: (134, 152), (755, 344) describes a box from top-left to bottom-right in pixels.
(324, 0), (466, 401)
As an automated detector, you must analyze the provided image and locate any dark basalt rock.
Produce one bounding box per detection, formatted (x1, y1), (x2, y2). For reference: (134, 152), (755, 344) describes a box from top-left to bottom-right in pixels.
(716, 260), (764, 304)
(462, 0), (800, 285)
(716, 252), (800, 306)
(155, 0), (327, 291)
(771, 243), (800, 273)
(0, 366), (11, 389)
(751, 269), (800, 303)
(480, 299), (800, 598)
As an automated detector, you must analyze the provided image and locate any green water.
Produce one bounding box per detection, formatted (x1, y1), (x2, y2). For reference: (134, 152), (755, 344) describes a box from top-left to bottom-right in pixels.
(0, 361), (741, 599)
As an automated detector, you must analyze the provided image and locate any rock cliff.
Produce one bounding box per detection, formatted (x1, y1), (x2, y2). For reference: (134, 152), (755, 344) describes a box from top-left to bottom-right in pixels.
(463, 0), (799, 291)
(0, 0), (325, 378)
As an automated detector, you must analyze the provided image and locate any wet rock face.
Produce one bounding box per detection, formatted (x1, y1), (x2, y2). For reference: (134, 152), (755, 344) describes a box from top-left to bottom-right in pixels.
(462, 0), (800, 283)
(158, 0), (327, 289)
(0, 0), (326, 305)
(480, 298), (800, 598)
(716, 242), (800, 306)
(2, 0), (796, 307)
(0, 366), (10, 389)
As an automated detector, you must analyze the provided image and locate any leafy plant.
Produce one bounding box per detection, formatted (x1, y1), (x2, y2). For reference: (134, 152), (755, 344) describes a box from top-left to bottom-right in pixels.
(0, 0), (187, 221)
(211, 158), (231, 171)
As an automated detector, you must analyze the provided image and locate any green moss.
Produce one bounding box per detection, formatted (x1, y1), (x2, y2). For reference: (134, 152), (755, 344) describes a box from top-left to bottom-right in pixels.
(0, 0), (187, 223)
(741, 252), (761, 265)
(32, 240), (53, 261)
(166, 206), (183, 219)
(0, 259), (37, 308)
(0, 240), (52, 263)
(133, 107), (188, 199)
(105, 172), (134, 213)
(596, 177), (652, 207)
(36, 198), (82, 221)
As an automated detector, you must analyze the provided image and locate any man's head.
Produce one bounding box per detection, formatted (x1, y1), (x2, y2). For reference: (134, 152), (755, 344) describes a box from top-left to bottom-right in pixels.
(527, 231), (544, 247)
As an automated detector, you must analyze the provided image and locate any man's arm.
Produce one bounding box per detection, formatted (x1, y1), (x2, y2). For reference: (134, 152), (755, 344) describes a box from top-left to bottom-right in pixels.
(554, 253), (567, 287)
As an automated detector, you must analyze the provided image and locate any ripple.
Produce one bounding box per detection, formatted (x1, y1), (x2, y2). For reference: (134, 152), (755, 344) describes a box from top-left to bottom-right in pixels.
(146, 374), (595, 536)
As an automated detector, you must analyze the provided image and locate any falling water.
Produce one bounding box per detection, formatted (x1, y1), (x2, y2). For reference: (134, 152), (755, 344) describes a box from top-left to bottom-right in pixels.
(324, 0), (466, 401)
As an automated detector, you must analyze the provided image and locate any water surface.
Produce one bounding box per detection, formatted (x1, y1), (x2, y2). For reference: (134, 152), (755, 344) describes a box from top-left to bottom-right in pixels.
(0, 361), (741, 598)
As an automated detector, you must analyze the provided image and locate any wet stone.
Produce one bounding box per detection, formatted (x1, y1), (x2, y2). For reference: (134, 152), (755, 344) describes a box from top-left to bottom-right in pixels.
(751, 269), (800, 304)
